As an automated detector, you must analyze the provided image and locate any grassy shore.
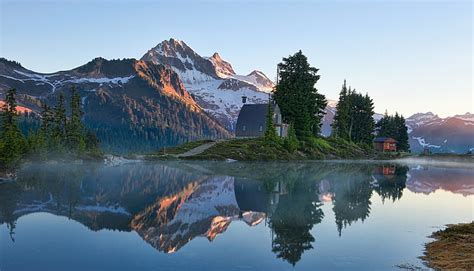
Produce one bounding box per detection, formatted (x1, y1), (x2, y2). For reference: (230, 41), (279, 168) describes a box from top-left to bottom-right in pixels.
(151, 137), (376, 161)
(421, 222), (474, 270)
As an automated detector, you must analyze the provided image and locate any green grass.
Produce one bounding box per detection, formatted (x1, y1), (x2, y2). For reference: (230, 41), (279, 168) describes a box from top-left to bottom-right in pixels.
(184, 136), (371, 161)
(187, 138), (297, 161)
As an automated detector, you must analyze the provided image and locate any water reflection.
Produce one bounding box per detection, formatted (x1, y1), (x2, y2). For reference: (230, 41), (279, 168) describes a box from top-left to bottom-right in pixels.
(0, 161), (472, 266)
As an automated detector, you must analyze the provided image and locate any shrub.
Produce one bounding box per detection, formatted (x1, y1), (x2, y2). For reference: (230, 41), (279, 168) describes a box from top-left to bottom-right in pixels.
(283, 124), (299, 153)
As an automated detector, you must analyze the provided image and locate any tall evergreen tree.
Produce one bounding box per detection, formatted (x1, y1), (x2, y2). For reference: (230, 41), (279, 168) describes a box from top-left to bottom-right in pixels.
(52, 92), (67, 149)
(39, 103), (54, 150)
(66, 87), (85, 151)
(283, 124), (299, 153)
(397, 115), (410, 152)
(0, 88), (26, 166)
(274, 51), (327, 138)
(333, 81), (375, 145)
(264, 101), (279, 144)
(332, 80), (350, 140)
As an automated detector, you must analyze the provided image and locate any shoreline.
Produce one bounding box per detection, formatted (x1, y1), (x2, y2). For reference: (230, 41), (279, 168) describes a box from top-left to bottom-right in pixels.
(421, 222), (474, 270)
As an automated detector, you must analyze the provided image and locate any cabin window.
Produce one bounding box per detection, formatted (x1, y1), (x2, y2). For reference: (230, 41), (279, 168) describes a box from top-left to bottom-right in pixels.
(259, 126), (263, 132)
(242, 125), (246, 131)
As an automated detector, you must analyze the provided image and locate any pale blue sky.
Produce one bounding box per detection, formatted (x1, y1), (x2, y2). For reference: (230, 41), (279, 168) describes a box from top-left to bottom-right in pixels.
(1, 0), (472, 117)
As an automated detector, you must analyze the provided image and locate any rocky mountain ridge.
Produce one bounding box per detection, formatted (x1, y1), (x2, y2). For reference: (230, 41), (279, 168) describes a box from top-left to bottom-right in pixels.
(0, 57), (231, 152)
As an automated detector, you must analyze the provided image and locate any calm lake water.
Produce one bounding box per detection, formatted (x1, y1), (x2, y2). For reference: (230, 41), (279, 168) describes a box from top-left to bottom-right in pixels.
(0, 161), (472, 271)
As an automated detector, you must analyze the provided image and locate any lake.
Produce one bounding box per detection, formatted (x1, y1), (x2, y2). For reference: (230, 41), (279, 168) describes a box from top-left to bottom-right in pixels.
(1, 160), (472, 270)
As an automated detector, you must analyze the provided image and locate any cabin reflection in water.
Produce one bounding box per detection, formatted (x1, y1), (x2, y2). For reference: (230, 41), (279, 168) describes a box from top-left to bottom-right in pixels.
(374, 164), (397, 177)
(235, 178), (287, 216)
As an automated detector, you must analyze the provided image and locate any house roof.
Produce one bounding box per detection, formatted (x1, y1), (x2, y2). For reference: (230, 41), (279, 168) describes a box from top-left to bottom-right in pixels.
(235, 103), (276, 137)
(373, 137), (398, 143)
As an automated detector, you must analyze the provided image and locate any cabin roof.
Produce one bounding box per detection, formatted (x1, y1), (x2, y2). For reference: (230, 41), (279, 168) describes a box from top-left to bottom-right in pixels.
(235, 103), (278, 137)
(373, 137), (398, 143)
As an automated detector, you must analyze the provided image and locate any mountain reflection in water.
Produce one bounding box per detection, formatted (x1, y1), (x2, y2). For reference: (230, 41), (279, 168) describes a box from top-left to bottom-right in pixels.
(0, 161), (472, 266)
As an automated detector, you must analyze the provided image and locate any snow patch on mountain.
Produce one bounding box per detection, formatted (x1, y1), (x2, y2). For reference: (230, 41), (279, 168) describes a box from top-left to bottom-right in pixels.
(185, 80), (269, 128)
(3, 69), (135, 95)
(66, 75), (135, 85)
(412, 136), (441, 149)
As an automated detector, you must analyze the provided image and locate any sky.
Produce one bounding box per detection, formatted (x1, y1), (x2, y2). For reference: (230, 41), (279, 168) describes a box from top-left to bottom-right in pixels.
(0, 0), (472, 117)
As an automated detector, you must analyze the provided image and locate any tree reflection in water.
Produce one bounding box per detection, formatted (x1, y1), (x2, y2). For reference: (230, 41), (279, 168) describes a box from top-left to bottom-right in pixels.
(0, 161), (414, 266)
(268, 180), (324, 266)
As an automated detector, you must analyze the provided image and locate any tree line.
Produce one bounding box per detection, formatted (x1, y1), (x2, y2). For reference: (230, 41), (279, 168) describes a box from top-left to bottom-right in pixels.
(0, 88), (99, 169)
(375, 112), (410, 151)
(266, 50), (409, 152)
(331, 80), (375, 145)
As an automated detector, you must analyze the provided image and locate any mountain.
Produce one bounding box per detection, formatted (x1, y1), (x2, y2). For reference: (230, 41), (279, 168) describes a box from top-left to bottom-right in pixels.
(0, 57), (231, 152)
(141, 38), (274, 129)
(131, 176), (265, 253)
(405, 112), (474, 153)
(1, 163), (267, 254)
(406, 166), (474, 196)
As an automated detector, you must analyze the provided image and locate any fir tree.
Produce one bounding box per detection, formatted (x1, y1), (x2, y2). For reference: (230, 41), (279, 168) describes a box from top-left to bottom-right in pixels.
(274, 51), (327, 138)
(264, 101), (279, 144)
(66, 87), (85, 151)
(52, 92), (67, 149)
(0, 88), (26, 167)
(332, 80), (350, 140)
(85, 131), (100, 151)
(39, 103), (54, 150)
(397, 115), (410, 152)
(332, 81), (375, 145)
(283, 124), (299, 153)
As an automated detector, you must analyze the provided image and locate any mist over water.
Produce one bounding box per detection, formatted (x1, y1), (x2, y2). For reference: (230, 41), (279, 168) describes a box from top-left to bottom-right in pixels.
(1, 161), (472, 270)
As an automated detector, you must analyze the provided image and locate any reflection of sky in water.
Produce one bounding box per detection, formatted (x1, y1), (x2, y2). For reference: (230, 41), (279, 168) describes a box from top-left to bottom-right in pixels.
(0, 162), (472, 270)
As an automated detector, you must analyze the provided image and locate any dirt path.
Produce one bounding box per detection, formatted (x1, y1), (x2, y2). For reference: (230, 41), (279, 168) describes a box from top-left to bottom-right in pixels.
(176, 141), (217, 157)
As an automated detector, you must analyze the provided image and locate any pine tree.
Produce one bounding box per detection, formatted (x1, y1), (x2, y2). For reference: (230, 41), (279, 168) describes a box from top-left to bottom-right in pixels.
(0, 88), (26, 167)
(85, 131), (100, 151)
(274, 51), (327, 138)
(283, 124), (299, 153)
(39, 103), (54, 150)
(264, 102), (279, 144)
(359, 93), (375, 145)
(66, 87), (85, 152)
(335, 85), (375, 145)
(397, 115), (409, 152)
(332, 80), (350, 140)
(52, 92), (67, 150)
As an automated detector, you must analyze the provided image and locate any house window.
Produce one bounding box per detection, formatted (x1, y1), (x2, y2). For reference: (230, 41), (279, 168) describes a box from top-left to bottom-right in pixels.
(243, 125), (246, 131)
(259, 126), (263, 132)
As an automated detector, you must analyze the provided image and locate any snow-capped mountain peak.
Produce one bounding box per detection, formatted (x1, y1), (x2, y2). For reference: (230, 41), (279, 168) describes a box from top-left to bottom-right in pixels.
(208, 52), (235, 78)
(454, 112), (474, 122)
(141, 39), (275, 129)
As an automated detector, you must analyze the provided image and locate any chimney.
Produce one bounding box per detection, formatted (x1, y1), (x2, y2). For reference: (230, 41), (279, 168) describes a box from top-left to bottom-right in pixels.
(241, 95), (247, 104)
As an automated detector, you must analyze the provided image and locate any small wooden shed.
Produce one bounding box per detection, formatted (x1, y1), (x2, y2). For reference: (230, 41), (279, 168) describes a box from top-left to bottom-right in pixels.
(373, 137), (397, 152)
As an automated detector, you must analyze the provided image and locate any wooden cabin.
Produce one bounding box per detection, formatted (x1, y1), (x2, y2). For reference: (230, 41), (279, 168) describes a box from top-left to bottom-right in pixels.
(373, 137), (397, 152)
(374, 165), (397, 177)
(235, 103), (288, 138)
